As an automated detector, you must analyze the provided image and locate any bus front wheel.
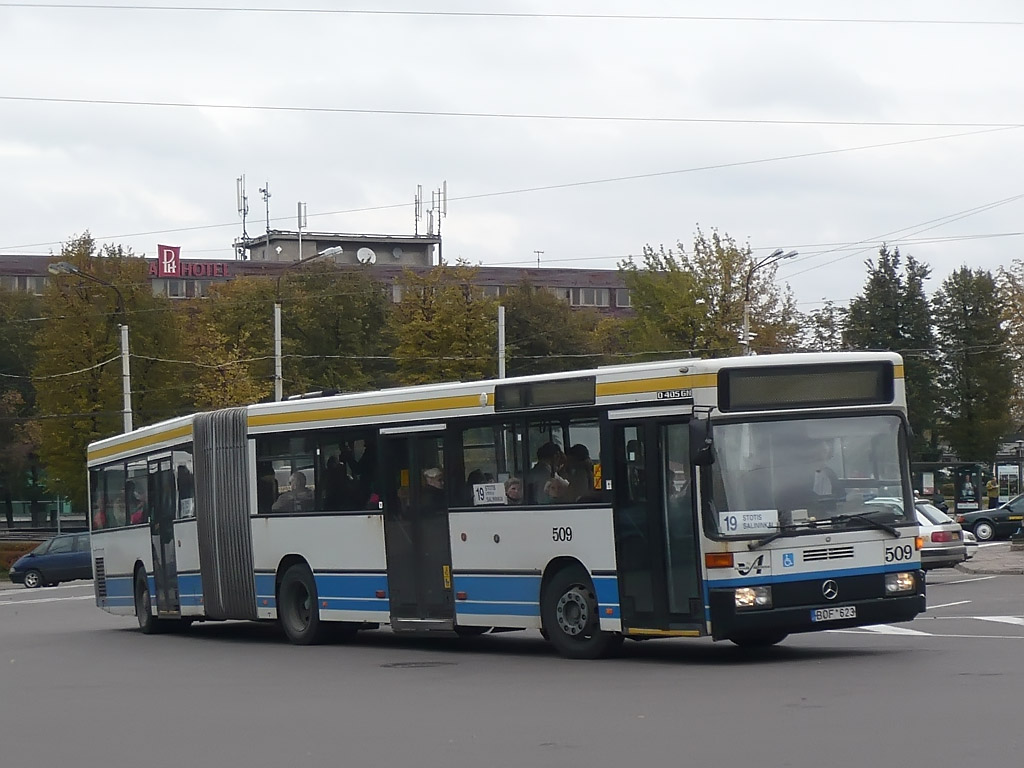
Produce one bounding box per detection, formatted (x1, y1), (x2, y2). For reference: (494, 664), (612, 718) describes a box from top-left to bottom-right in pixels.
(278, 564), (325, 645)
(541, 566), (622, 659)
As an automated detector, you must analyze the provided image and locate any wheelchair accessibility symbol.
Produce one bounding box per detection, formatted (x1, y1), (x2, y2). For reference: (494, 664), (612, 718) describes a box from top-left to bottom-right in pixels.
(782, 552), (795, 568)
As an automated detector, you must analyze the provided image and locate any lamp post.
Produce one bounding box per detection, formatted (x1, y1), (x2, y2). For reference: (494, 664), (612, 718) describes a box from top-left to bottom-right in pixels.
(47, 261), (133, 433)
(742, 248), (798, 355)
(1013, 441), (1024, 545)
(274, 245), (344, 401)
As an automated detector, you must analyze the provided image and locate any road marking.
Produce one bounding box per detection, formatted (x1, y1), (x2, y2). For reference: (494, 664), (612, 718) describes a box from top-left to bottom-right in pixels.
(943, 576), (998, 585)
(859, 624), (932, 635)
(0, 595), (94, 607)
(970, 616), (1024, 626)
(925, 600), (971, 611)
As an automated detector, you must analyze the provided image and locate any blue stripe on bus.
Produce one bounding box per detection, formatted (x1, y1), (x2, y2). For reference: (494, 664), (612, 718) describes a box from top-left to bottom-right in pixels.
(252, 571), (391, 612)
(452, 572), (621, 621)
(105, 575), (134, 598)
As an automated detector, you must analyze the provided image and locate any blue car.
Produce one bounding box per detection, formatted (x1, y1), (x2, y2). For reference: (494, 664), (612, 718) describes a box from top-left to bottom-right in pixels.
(8, 533), (93, 588)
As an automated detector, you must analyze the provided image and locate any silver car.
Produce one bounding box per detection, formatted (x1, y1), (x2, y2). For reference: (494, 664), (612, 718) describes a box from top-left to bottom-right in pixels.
(916, 501), (967, 570)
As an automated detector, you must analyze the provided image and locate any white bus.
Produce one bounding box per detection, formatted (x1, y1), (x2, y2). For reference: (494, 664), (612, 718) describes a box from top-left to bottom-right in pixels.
(87, 351), (925, 658)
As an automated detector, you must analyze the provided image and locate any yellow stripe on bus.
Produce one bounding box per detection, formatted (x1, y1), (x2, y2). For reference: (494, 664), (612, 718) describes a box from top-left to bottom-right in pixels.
(248, 393), (488, 428)
(88, 424), (192, 463)
(626, 628), (702, 637)
(596, 373), (716, 397)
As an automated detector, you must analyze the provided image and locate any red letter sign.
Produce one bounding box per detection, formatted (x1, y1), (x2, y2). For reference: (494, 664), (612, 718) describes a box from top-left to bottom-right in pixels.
(157, 244), (181, 277)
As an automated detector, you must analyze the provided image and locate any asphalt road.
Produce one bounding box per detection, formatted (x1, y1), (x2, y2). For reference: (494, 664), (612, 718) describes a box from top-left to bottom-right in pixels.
(1, 572), (1022, 768)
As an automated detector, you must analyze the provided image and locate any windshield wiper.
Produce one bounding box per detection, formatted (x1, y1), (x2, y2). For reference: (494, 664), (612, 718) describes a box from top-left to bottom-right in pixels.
(748, 524), (805, 550)
(827, 512), (901, 538)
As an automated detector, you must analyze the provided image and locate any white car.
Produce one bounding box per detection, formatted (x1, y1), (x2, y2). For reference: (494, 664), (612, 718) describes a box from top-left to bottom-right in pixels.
(916, 502), (968, 570)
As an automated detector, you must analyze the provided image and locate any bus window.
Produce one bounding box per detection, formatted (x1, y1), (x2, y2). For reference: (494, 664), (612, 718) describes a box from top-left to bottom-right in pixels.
(102, 463), (126, 528)
(256, 433), (317, 514)
(525, 417), (605, 505)
(458, 422), (524, 507)
(173, 448), (195, 519)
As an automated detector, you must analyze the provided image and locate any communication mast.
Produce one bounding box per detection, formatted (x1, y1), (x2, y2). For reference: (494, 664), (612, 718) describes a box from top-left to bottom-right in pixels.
(235, 174), (250, 259)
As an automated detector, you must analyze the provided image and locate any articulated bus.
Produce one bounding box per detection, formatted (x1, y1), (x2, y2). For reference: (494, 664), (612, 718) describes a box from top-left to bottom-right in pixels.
(86, 351), (925, 658)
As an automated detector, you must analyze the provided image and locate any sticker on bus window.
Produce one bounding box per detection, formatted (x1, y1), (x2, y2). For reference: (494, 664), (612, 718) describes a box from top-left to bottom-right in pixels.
(473, 483), (508, 506)
(719, 509), (779, 535)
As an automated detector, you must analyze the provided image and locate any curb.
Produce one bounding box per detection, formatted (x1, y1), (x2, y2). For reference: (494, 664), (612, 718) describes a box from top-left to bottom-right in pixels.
(954, 562), (1024, 576)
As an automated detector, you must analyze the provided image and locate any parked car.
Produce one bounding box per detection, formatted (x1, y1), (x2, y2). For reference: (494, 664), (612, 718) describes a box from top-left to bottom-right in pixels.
(8, 532), (93, 588)
(916, 501), (967, 570)
(956, 494), (1024, 541)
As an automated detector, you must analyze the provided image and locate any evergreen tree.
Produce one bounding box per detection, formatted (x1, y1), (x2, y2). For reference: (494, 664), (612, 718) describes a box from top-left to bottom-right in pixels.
(844, 246), (938, 459)
(932, 267), (1013, 463)
(800, 300), (848, 351)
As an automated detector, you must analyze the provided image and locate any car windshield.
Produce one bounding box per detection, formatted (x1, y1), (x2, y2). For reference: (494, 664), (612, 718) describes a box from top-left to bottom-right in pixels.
(707, 414), (914, 538)
(31, 540), (50, 555)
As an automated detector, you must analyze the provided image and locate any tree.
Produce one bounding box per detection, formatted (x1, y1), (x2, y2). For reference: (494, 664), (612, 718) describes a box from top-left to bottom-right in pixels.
(34, 234), (185, 510)
(390, 262), (497, 385)
(500, 279), (600, 376)
(996, 260), (1024, 430)
(932, 267), (1013, 463)
(0, 287), (42, 525)
(619, 228), (800, 359)
(280, 264), (395, 394)
(844, 245), (938, 459)
(800, 300), (848, 352)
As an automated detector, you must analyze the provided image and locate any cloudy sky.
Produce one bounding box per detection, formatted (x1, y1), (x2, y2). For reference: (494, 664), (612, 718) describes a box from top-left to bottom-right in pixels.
(1, 0), (1022, 311)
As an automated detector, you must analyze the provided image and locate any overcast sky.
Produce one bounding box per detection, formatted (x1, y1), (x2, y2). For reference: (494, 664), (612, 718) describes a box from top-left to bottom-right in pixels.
(1, 0), (1022, 311)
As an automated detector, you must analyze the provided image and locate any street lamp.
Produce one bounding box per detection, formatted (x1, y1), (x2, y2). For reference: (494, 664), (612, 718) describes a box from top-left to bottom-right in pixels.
(1013, 441), (1024, 544)
(742, 248), (798, 356)
(47, 261), (133, 433)
(273, 246), (344, 401)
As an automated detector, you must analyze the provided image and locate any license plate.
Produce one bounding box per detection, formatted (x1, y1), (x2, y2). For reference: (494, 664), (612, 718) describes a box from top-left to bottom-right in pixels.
(811, 606), (856, 622)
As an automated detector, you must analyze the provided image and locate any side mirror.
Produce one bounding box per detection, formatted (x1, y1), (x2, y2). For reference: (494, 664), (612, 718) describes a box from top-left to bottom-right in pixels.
(690, 418), (714, 466)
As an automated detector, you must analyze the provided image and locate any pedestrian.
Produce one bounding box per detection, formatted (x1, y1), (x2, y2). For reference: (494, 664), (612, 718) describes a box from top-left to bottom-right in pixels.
(986, 476), (1000, 509)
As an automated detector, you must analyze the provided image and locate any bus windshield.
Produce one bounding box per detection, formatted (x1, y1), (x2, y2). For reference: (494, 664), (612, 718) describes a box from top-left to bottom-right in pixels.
(707, 414), (914, 538)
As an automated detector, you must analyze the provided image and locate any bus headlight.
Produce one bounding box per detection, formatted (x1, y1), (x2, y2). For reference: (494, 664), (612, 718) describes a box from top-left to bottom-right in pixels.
(885, 572), (915, 594)
(735, 586), (773, 610)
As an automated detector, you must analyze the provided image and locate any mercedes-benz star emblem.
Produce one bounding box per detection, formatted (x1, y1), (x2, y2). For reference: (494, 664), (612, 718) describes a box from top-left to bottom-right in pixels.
(822, 580), (839, 600)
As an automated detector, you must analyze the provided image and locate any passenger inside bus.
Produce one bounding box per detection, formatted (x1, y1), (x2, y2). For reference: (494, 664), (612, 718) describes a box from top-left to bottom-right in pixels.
(421, 467), (446, 511)
(272, 471), (314, 513)
(527, 442), (569, 504)
(564, 444), (597, 502)
(504, 476), (523, 505)
(257, 461), (279, 514)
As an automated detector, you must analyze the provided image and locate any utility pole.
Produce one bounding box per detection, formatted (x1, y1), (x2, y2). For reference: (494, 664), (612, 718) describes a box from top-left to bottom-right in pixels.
(259, 182), (271, 259)
(534, 250), (544, 268)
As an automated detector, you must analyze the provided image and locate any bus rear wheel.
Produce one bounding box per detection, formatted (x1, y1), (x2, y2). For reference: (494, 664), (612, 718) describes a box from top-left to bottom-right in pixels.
(134, 569), (162, 635)
(541, 566), (622, 659)
(278, 564), (325, 645)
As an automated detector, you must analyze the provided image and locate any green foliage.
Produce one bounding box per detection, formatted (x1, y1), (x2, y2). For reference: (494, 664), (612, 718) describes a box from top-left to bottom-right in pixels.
(619, 228), (800, 359)
(996, 261), (1024, 430)
(33, 234), (185, 509)
(500, 280), (600, 375)
(280, 265), (395, 394)
(800, 300), (848, 352)
(0, 289), (42, 504)
(932, 267), (1012, 463)
(844, 246), (939, 458)
(390, 262), (497, 385)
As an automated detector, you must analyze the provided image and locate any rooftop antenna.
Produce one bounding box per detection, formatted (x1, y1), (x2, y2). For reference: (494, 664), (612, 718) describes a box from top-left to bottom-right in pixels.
(534, 250), (544, 268)
(259, 182), (272, 258)
(431, 181), (447, 262)
(236, 175), (249, 238)
(415, 184), (423, 236)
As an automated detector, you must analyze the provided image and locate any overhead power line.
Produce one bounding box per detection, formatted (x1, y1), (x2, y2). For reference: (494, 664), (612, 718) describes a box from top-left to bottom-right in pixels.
(1, 125), (1016, 253)
(2, 4), (1021, 26)
(2, 95), (1021, 129)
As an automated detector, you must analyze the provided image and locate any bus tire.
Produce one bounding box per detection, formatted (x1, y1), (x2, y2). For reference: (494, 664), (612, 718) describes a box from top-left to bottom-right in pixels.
(541, 565), (623, 659)
(729, 632), (788, 648)
(134, 569), (162, 635)
(278, 563), (325, 645)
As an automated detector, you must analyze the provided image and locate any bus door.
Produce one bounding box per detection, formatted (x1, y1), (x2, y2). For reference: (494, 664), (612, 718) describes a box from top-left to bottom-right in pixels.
(380, 426), (455, 630)
(612, 420), (703, 632)
(147, 456), (181, 617)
